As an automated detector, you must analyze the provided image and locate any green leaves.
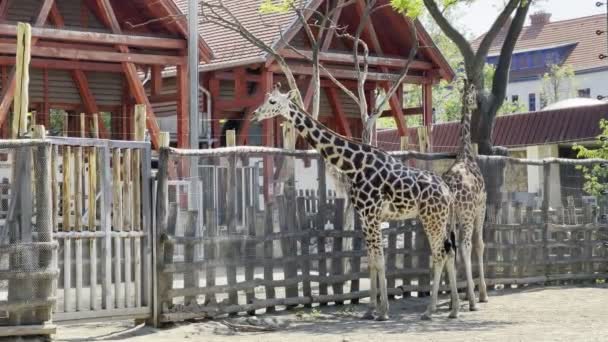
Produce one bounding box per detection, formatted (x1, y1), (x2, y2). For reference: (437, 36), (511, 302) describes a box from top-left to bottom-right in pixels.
(390, 0), (424, 18)
(573, 119), (608, 197)
(259, 0), (295, 13)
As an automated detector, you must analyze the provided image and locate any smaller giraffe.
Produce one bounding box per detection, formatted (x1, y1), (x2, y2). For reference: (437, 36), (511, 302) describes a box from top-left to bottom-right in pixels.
(252, 86), (459, 320)
(442, 83), (488, 310)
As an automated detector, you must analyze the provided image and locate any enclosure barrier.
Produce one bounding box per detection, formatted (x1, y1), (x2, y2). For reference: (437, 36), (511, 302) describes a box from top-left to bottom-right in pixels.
(0, 139), (56, 337)
(153, 146), (608, 326)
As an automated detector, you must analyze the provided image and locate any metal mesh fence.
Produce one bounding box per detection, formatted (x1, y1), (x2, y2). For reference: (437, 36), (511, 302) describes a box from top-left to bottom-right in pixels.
(0, 142), (56, 326)
(154, 147), (608, 322)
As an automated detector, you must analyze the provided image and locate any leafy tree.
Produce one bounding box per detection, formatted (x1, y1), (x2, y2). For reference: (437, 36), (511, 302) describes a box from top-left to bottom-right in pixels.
(573, 119), (608, 197)
(392, 0), (534, 155)
(540, 63), (576, 107)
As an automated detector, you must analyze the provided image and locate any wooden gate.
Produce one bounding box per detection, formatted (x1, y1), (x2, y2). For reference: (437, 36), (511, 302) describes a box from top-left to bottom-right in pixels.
(49, 137), (153, 322)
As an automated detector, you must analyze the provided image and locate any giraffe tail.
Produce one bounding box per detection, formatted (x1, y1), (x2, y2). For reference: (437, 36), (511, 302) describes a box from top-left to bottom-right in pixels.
(444, 206), (458, 256)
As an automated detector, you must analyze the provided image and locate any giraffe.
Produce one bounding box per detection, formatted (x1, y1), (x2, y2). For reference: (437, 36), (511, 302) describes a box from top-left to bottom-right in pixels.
(252, 86), (459, 321)
(442, 83), (488, 311)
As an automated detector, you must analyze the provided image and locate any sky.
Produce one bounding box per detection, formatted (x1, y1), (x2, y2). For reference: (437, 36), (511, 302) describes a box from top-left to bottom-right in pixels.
(454, 0), (604, 38)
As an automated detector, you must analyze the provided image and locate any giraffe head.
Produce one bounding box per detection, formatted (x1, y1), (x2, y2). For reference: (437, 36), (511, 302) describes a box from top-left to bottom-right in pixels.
(252, 84), (296, 122)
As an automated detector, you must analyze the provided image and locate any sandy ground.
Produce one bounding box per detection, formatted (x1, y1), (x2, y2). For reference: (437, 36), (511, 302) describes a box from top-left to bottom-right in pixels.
(14, 284), (608, 342)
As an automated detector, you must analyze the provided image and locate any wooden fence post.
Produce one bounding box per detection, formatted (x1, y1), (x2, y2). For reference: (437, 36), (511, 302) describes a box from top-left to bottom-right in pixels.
(12, 22), (31, 139)
(331, 198), (345, 305)
(225, 130), (239, 310)
(316, 158), (328, 305)
(542, 162), (552, 282)
(153, 132), (170, 327)
(33, 125), (54, 324)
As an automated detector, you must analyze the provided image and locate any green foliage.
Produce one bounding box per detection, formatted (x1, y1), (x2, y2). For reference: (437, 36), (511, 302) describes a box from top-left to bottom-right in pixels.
(573, 119), (608, 197)
(390, 0), (424, 18)
(540, 63), (576, 106)
(259, 0), (295, 13)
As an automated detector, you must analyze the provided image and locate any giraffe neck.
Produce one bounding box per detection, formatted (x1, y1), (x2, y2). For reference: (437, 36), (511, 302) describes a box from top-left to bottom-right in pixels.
(458, 109), (475, 162)
(285, 104), (365, 173)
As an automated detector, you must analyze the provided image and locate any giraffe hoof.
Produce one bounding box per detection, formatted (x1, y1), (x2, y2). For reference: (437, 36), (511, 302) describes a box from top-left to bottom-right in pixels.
(469, 305), (479, 312)
(375, 314), (389, 321)
(420, 313), (432, 321)
(479, 297), (489, 303)
(448, 312), (459, 319)
(362, 312), (375, 320)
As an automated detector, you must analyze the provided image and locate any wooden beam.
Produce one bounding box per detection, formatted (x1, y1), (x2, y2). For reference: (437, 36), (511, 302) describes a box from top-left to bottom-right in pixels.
(0, 23), (187, 50)
(214, 71), (263, 82)
(0, 0), (11, 20)
(151, 65), (163, 96)
(71, 70), (109, 138)
(423, 83), (433, 126)
(176, 64), (189, 148)
(0, 43), (185, 65)
(383, 83), (407, 136)
(94, 0), (164, 148)
(0, 0), (55, 127)
(281, 49), (433, 70)
(325, 87), (352, 137)
(270, 63), (427, 84)
(0, 56), (123, 72)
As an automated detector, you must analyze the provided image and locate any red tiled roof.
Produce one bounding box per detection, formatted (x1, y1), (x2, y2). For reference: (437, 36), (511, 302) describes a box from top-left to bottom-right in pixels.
(171, 0), (454, 78)
(377, 103), (608, 152)
(472, 13), (608, 73)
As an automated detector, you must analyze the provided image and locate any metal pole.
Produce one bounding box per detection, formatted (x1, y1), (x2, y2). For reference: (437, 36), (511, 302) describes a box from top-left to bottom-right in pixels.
(188, 0), (199, 149)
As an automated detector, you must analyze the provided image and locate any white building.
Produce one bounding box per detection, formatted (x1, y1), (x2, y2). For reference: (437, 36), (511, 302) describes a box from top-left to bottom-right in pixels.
(474, 12), (608, 112)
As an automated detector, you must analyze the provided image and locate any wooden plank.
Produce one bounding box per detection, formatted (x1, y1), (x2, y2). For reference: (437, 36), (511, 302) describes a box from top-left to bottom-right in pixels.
(0, 56), (123, 72)
(133, 105), (145, 307)
(269, 63), (427, 84)
(75, 115), (84, 311)
(423, 83), (433, 126)
(0, 43), (185, 65)
(112, 148), (123, 308)
(316, 158), (328, 305)
(281, 49), (433, 70)
(263, 204), (276, 313)
(225, 130), (238, 310)
(331, 199), (345, 304)
(151, 65), (163, 96)
(176, 64), (189, 148)
(123, 148), (132, 308)
(99, 143), (113, 310)
(89, 113), (99, 309)
(12, 23), (32, 138)
(297, 197), (312, 307)
(0, 24), (187, 49)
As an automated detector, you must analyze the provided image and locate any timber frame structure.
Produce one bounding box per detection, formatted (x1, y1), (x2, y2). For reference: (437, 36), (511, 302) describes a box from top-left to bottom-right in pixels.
(153, 0), (455, 150)
(0, 0), (212, 149)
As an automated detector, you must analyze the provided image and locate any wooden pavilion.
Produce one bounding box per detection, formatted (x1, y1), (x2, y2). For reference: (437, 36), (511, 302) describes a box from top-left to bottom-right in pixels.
(152, 0), (455, 149)
(0, 0), (212, 149)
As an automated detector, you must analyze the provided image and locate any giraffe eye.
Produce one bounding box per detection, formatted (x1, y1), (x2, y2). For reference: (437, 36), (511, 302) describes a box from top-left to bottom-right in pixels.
(269, 99), (276, 105)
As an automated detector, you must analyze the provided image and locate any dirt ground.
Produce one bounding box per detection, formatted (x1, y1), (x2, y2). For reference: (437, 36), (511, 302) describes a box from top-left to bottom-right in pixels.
(21, 284), (608, 342)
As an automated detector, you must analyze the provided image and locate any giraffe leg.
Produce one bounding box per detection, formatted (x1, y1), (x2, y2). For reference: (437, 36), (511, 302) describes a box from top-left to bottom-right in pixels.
(375, 252), (389, 321)
(446, 252), (460, 318)
(460, 224), (477, 311)
(474, 222), (488, 303)
(421, 256), (445, 321)
(363, 253), (377, 320)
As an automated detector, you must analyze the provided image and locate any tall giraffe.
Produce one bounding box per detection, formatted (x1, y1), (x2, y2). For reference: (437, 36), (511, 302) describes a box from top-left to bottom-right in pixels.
(442, 83), (488, 310)
(253, 86), (459, 320)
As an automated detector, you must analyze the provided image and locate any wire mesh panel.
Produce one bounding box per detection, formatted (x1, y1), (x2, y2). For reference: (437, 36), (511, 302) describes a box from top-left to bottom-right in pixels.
(155, 147), (608, 324)
(0, 141), (56, 335)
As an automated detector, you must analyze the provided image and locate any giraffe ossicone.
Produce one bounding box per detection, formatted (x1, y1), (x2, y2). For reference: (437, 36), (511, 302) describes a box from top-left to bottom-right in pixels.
(253, 86), (460, 320)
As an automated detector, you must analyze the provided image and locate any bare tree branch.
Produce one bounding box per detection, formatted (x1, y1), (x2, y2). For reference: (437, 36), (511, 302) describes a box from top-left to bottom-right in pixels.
(423, 0), (475, 75)
(473, 0), (520, 74)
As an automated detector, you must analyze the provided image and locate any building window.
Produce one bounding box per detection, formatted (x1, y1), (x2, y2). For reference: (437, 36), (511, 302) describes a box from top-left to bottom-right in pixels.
(529, 93), (536, 112)
(512, 95), (519, 103)
(578, 88), (591, 98)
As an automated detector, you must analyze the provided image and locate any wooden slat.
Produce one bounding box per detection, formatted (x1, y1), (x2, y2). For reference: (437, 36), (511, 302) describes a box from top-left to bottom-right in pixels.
(281, 49), (433, 70)
(0, 24), (187, 49)
(112, 147), (123, 308)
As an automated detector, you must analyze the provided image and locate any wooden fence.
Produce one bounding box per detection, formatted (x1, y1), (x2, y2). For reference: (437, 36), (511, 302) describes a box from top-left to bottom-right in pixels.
(49, 137), (153, 322)
(153, 147), (608, 326)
